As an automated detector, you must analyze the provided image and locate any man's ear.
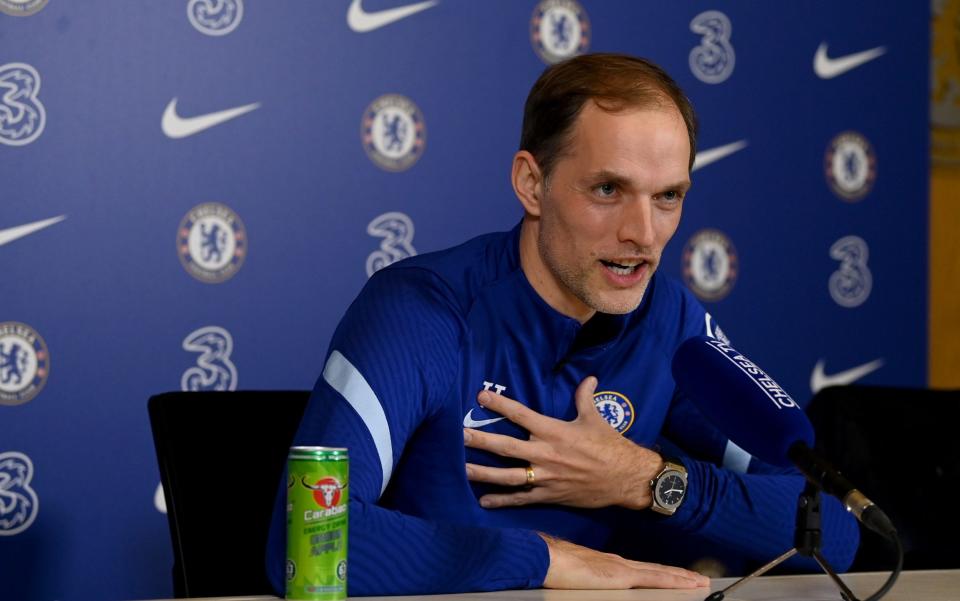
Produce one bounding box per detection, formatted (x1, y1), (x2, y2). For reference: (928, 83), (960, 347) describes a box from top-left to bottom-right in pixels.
(512, 150), (544, 217)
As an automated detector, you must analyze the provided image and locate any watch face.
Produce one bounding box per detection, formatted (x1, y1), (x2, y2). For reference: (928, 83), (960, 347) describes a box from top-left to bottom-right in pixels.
(655, 471), (687, 508)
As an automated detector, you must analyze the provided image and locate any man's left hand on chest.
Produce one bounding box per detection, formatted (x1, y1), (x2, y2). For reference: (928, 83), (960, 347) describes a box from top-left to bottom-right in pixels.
(464, 376), (663, 510)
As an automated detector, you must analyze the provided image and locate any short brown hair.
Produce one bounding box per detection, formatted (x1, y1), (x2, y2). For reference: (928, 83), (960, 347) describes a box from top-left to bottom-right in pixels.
(519, 53), (698, 177)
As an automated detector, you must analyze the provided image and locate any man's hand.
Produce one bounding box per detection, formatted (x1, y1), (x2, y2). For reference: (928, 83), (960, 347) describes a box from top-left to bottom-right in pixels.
(463, 376), (663, 510)
(540, 534), (709, 589)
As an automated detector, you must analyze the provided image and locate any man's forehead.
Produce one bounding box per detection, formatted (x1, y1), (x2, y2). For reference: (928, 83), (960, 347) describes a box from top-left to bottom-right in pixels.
(572, 99), (687, 131)
(565, 104), (691, 168)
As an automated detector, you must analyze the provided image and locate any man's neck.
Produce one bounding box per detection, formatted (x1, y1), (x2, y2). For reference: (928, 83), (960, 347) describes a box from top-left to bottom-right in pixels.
(518, 218), (595, 324)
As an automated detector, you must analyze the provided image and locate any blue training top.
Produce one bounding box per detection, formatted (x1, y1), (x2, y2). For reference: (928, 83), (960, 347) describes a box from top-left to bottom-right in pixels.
(266, 224), (859, 595)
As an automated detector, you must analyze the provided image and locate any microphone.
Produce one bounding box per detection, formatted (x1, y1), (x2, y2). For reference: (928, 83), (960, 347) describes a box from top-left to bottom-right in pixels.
(671, 335), (896, 539)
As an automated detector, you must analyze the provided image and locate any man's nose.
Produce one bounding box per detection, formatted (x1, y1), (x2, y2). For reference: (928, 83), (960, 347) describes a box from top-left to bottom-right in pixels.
(618, 198), (656, 247)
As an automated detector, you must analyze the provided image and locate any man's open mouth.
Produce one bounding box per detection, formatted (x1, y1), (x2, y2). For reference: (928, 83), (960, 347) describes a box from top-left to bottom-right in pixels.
(600, 259), (644, 276)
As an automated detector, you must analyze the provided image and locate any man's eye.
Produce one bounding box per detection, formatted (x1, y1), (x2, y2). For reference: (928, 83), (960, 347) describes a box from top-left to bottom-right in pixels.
(596, 183), (617, 197)
(662, 190), (683, 202)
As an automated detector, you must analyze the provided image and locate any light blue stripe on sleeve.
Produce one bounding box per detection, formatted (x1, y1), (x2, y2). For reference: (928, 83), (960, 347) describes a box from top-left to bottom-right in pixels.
(722, 439), (751, 474)
(323, 350), (393, 496)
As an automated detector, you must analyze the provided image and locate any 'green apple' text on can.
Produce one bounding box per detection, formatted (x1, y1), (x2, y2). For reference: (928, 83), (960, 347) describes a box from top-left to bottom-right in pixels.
(286, 446), (348, 600)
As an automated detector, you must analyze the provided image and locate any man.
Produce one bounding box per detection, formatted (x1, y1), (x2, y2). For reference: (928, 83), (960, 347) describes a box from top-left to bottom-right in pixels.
(267, 53), (859, 595)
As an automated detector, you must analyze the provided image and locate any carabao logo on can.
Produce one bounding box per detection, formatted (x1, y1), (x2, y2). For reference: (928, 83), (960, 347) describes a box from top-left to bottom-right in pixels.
(177, 202), (246, 283)
(825, 131), (876, 201)
(0, 63), (46, 146)
(300, 475), (348, 520)
(682, 229), (738, 301)
(593, 391), (634, 434)
(0, 451), (39, 536)
(0, 0), (48, 16)
(531, 0), (590, 65)
(0, 322), (49, 406)
(304, 476), (346, 509)
(187, 0), (243, 36)
(362, 94), (426, 172)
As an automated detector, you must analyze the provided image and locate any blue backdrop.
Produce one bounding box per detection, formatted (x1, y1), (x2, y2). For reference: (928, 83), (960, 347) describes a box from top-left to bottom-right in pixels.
(0, 1), (928, 599)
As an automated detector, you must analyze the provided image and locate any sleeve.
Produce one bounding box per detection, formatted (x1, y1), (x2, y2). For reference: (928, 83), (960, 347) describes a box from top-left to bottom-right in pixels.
(660, 394), (861, 573)
(265, 266), (549, 595)
(658, 293), (860, 573)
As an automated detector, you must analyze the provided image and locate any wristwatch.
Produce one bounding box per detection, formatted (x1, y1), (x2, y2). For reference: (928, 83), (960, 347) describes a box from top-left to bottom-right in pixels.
(649, 458), (688, 516)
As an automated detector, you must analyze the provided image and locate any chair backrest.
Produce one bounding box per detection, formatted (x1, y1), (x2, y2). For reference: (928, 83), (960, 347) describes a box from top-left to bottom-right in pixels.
(148, 390), (309, 598)
(807, 385), (960, 571)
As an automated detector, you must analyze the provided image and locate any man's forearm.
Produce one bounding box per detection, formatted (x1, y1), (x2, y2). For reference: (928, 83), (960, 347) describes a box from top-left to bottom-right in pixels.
(345, 498), (549, 595)
(668, 459), (861, 572)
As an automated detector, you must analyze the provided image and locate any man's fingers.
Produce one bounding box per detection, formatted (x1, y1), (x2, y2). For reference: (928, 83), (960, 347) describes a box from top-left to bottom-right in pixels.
(627, 561), (710, 588)
(465, 462), (529, 487)
(573, 375), (600, 422)
(477, 390), (556, 434)
(463, 427), (533, 460)
(625, 568), (706, 589)
(477, 488), (546, 508)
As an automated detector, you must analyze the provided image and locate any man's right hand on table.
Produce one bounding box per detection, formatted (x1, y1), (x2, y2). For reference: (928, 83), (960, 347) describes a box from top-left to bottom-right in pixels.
(539, 534), (710, 590)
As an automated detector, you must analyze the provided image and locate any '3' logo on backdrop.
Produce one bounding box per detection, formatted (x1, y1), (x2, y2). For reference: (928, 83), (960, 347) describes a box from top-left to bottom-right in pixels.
(0, 451), (39, 536)
(0, 63), (46, 146)
(366, 212), (417, 277)
(689, 11), (735, 84)
(187, 0), (243, 36)
(181, 326), (238, 391)
(828, 236), (872, 308)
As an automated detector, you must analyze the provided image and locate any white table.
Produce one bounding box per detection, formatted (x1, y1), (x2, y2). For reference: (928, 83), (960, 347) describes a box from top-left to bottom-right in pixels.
(137, 569), (960, 601)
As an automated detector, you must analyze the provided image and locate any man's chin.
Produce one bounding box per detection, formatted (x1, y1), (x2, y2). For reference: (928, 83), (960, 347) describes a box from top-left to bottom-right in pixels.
(587, 264), (655, 314)
(588, 287), (648, 315)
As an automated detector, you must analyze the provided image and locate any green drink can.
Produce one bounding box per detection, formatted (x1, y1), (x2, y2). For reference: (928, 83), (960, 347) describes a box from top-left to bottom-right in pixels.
(286, 446), (349, 600)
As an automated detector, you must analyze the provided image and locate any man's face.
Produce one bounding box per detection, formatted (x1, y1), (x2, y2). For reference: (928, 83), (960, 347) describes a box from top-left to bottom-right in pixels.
(530, 101), (691, 320)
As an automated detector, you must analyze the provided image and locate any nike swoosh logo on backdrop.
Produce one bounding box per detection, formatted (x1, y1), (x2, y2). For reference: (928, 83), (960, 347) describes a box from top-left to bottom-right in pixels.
(813, 43), (887, 79)
(810, 358), (885, 394)
(692, 140), (748, 172)
(462, 408), (506, 429)
(0, 215), (67, 247)
(161, 98), (261, 139)
(347, 0), (438, 33)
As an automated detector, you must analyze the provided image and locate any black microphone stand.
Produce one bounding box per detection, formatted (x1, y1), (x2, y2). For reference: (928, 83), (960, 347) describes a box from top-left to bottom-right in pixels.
(705, 480), (859, 601)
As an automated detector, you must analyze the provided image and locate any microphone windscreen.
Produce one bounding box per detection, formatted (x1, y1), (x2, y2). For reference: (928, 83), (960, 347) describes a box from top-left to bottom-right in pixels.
(671, 336), (814, 467)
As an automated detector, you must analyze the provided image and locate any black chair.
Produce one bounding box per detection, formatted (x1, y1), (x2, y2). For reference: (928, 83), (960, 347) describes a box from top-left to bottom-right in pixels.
(148, 390), (310, 598)
(807, 385), (960, 571)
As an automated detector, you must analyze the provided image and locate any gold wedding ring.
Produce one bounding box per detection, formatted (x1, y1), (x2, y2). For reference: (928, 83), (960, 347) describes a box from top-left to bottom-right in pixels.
(525, 466), (536, 486)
